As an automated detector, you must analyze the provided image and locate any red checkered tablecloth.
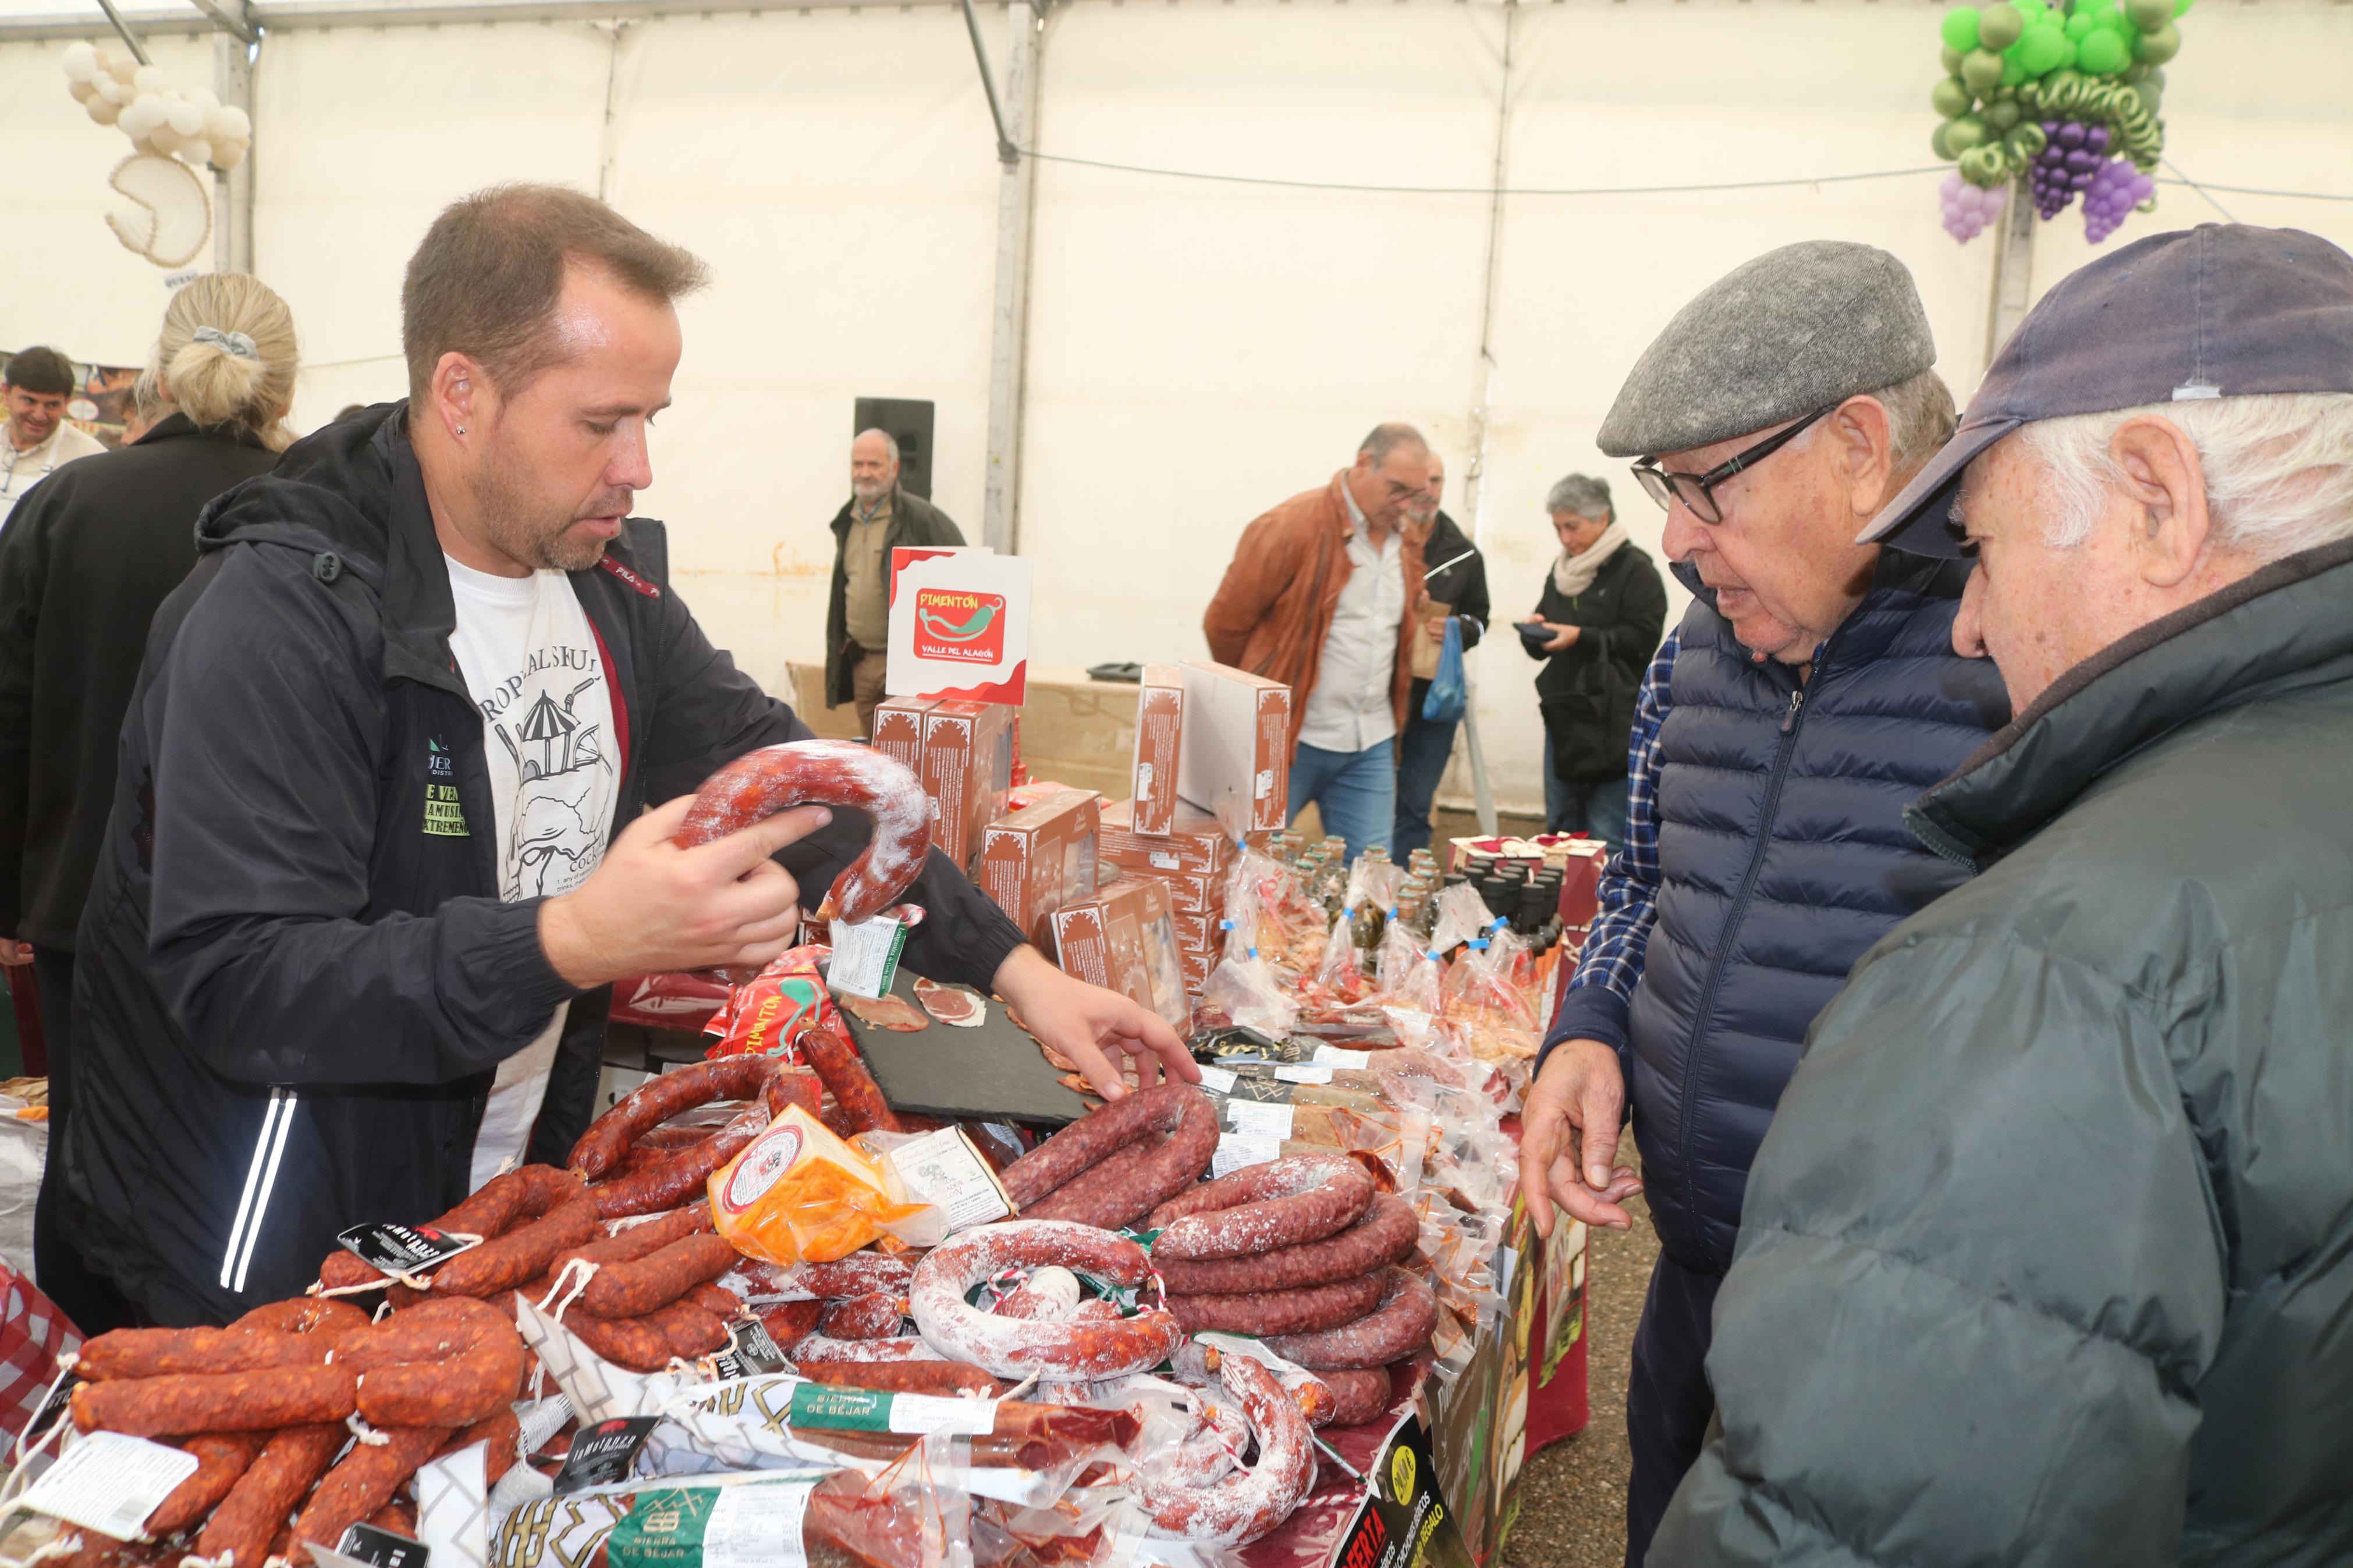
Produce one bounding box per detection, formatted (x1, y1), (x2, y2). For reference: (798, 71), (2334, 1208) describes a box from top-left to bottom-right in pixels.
(0, 1263), (80, 1446)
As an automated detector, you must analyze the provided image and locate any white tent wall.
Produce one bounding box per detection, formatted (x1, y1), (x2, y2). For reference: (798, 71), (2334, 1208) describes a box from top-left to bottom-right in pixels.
(2, 0), (2350, 816)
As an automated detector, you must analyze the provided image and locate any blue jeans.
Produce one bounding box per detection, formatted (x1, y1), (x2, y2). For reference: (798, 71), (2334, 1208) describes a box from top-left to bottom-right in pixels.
(1287, 738), (1395, 865)
(1543, 733), (1629, 848)
(1390, 702), (1459, 861)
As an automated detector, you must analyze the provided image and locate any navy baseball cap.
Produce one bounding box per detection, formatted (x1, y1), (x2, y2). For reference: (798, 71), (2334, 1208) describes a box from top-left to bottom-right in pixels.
(1861, 223), (2353, 556)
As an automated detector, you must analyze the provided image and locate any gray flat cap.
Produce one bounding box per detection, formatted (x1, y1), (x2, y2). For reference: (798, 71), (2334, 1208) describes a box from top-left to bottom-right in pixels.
(1596, 241), (1936, 458)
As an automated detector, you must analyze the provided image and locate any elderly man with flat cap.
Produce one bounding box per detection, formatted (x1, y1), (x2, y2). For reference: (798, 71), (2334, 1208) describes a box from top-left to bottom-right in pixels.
(1652, 226), (2353, 1567)
(1514, 241), (2011, 1564)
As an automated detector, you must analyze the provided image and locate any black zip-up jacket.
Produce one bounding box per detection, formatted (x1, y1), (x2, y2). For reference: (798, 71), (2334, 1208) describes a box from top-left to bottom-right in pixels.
(0, 415), (278, 949)
(64, 404), (1024, 1325)
(1525, 543), (1667, 783)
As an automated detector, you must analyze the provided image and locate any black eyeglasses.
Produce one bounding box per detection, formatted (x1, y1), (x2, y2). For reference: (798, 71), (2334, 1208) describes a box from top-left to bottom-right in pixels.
(1630, 406), (1832, 525)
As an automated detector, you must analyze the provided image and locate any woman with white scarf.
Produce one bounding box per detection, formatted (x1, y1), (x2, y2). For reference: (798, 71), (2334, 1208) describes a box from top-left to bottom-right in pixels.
(1518, 474), (1666, 844)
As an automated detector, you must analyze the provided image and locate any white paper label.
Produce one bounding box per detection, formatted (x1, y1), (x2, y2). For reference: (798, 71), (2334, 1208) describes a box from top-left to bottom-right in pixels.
(1312, 1046), (1371, 1068)
(23, 1432), (201, 1538)
(1273, 1065), (1333, 1085)
(885, 1394), (1001, 1435)
(827, 916), (906, 1001)
(704, 1478), (821, 1568)
(1209, 1133), (1282, 1178)
(1223, 1100), (1295, 1140)
(1148, 849), (1180, 872)
(883, 1126), (1012, 1233)
(1195, 1065), (1237, 1094)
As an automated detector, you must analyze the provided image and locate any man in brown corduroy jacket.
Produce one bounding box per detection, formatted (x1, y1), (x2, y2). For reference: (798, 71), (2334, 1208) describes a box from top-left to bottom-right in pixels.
(1202, 422), (1431, 859)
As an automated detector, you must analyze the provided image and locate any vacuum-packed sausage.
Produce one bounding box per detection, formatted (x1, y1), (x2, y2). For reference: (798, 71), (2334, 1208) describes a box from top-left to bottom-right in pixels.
(1165, 1270), (1385, 1336)
(195, 1424), (347, 1568)
(1145, 1153), (1376, 1261)
(788, 1359), (1002, 1398)
(567, 1233), (738, 1319)
(1152, 1192), (1418, 1296)
(675, 741), (931, 929)
(907, 1221), (1181, 1380)
(817, 1292), (904, 1341)
(785, 1334), (943, 1364)
(1262, 1266), (1438, 1371)
(293, 1425), (449, 1560)
(999, 1084), (1218, 1230)
(429, 1196), (601, 1297)
(569, 1058), (778, 1179)
(144, 1432), (263, 1535)
(1136, 1352), (1316, 1546)
(72, 1365), (357, 1437)
(723, 1252), (915, 1303)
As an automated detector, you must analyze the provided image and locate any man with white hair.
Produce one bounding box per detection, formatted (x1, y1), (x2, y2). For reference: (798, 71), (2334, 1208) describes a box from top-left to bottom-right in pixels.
(822, 428), (962, 737)
(1653, 223), (2353, 1565)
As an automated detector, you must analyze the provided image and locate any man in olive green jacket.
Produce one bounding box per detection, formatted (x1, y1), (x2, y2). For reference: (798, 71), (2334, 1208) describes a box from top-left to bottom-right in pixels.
(1656, 225), (2353, 1566)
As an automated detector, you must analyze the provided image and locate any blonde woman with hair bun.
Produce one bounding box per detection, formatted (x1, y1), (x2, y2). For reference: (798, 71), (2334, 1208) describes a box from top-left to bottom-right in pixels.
(0, 275), (292, 1335)
(153, 272), (299, 450)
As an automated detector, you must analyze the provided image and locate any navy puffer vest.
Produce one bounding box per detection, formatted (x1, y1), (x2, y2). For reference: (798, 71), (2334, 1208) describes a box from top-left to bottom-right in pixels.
(1628, 552), (2009, 1274)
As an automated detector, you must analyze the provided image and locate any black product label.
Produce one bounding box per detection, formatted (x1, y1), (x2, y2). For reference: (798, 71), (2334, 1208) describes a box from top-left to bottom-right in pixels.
(25, 1374), (78, 1443)
(1222, 1076), (1300, 1105)
(1333, 1417), (1470, 1568)
(553, 1417), (660, 1495)
(335, 1221), (480, 1277)
(709, 1318), (791, 1379)
(336, 1525), (431, 1568)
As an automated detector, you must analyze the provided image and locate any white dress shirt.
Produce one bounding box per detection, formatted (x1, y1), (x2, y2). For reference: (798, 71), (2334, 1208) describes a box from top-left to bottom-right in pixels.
(1297, 482), (1405, 755)
(0, 420), (107, 529)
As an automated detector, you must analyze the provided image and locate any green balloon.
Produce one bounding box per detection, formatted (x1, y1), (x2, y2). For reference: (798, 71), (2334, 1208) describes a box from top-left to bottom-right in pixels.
(2149, 67), (2167, 88)
(1942, 45), (1967, 74)
(2074, 27), (2128, 72)
(2044, 67), (2082, 94)
(1978, 1), (2026, 48)
(2121, 61), (2149, 81)
(2135, 21), (2181, 62)
(2065, 11), (2097, 39)
(1932, 120), (1958, 160)
(2133, 79), (2163, 113)
(1959, 145), (2006, 183)
(2173, 0), (2194, 14)
(1932, 77), (1976, 118)
(2102, 8), (2135, 34)
(1984, 97), (2022, 129)
(2017, 23), (2068, 74)
(1946, 113), (1988, 153)
(1941, 6), (1982, 51)
(2010, 121), (2049, 157)
(2127, 0), (2174, 26)
(2001, 55), (2028, 86)
(1961, 47), (2008, 94)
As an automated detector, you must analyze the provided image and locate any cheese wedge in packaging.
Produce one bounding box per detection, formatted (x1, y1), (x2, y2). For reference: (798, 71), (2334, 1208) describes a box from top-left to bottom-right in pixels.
(708, 1104), (938, 1265)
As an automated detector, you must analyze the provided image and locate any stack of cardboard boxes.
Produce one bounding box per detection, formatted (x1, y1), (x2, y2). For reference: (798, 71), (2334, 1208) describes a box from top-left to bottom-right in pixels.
(1099, 799), (1237, 1001)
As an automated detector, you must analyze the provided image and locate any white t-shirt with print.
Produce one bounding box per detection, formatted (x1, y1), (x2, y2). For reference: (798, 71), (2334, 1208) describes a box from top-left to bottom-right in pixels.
(444, 554), (619, 1189)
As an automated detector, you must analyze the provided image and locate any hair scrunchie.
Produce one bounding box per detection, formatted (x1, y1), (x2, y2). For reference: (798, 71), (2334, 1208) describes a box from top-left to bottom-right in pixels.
(193, 326), (258, 360)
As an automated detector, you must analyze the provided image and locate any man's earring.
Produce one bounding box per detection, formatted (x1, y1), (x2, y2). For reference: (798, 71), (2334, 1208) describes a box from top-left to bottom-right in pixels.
(456, 425), (467, 436)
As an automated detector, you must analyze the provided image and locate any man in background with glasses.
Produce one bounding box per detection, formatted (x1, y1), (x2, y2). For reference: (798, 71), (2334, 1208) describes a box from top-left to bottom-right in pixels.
(1513, 240), (2011, 1565)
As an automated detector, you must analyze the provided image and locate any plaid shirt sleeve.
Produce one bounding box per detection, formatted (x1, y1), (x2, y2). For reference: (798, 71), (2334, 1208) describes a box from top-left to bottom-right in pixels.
(1541, 627), (1676, 1066)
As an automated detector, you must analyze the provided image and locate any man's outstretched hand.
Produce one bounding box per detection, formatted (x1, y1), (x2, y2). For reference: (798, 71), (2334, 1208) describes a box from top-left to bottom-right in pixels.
(992, 945), (1201, 1101)
(540, 795), (834, 990)
(1519, 1037), (1644, 1237)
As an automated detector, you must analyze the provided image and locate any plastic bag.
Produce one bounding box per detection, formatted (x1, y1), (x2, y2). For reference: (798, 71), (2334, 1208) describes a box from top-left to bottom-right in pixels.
(1421, 617), (1466, 723)
(703, 945), (840, 1061)
(709, 1104), (939, 1265)
(1218, 849), (1326, 977)
(1197, 954), (1300, 1038)
(1373, 920), (1443, 1015)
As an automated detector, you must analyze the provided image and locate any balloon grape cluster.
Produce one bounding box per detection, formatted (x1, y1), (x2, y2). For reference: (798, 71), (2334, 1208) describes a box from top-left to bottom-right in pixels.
(1926, 0), (2187, 246)
(58, 41), (251, 171)
(1940, 173), (2009, 243)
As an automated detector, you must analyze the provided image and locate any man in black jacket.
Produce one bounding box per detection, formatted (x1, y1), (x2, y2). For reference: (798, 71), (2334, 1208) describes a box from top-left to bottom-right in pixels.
(63, 186), (1188, 1327)
(1390, 452), (1490, 858)
(824, 431), (963, 737)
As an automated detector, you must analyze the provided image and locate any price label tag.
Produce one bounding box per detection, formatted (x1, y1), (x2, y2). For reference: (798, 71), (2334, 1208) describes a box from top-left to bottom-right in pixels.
(1194, 1065), (1237, 1094)
(1209, 1134), (1282, 1178)
(702, 1480), (822, 1568)
(336, 1524), (432, 1568)
(826, 916), (907, 1001)
(1273, 1065), (1334, 1085)
(884, 1394), (1000, 1436)
(1223, 1100), (1295, 1141)
(22, 1432), (200, 1539)
(1312, 1046), (1371, 1068)
(336, 1221), (480, 1277)
(882, 1126), (1013, 1234)
(711, 1318), (793, 1379)
(553, 1416), (659, 1494)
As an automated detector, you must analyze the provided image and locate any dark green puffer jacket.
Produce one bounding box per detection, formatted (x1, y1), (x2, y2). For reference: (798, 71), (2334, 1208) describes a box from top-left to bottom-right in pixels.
(1655, 538), (2353, 1567)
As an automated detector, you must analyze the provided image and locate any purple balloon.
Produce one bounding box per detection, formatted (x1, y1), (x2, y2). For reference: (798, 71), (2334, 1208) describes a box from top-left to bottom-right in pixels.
(2058, 123), (2086, 148)
(2088, 126), (2111, 152)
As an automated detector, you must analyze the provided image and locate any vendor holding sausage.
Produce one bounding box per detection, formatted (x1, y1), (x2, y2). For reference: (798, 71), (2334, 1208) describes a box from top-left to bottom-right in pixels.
(59, 185), (1194, 1328)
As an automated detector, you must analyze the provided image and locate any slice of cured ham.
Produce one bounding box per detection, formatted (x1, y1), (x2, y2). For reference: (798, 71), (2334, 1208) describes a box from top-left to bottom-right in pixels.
(837, 990), (929, 1032)
(913, 977), (986, 1028)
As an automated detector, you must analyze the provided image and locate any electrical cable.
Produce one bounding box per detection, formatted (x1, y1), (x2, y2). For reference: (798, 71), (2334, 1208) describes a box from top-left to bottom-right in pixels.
(1016, 150), (1951, 198)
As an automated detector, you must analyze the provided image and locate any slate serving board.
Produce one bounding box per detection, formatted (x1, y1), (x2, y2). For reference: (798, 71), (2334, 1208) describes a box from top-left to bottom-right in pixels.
(837, 969), (1092, 1129)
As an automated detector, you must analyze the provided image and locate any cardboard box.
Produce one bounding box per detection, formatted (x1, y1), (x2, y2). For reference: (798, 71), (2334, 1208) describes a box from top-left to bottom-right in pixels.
(1179, 947), (1216, 992)
(1101, 799), (1233, 877)
(977, 788), (1102, 949)
(1049, 877), (1190, 1032)
(1170, 907), (1214, 952)
(1128, 664), (1185, 835)
(871, 696), (937, 776)
(1176, 662), (1291, 833)
(1150, 869), (1219, 915)
(921, 701), (1017, 872)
